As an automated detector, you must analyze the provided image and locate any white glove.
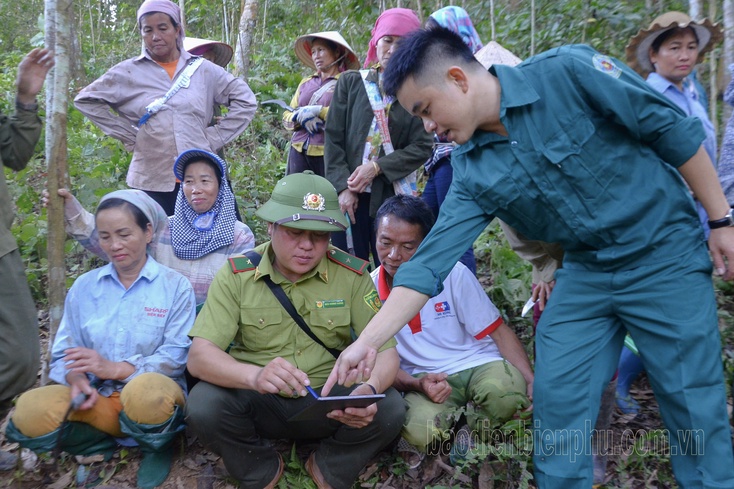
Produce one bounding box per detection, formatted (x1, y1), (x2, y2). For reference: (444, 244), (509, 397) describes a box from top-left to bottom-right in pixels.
(302, 116), (324, 135)
(294, 105), (322, 125)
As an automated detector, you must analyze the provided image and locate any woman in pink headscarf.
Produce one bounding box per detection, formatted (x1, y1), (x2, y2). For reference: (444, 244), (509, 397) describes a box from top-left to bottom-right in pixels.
(324, 8), (433, 265)
(74, 0), (257, 216)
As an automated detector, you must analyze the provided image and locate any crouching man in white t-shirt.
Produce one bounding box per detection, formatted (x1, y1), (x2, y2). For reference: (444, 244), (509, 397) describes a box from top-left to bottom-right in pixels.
(371, 194), (534, 465)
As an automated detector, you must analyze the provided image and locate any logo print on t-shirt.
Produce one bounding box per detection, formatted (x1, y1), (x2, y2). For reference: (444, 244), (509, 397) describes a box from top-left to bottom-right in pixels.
(434, 302), (450, 313)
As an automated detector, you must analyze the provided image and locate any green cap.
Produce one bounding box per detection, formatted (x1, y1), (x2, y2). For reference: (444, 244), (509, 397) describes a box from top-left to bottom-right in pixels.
(256, 171), (348, 232)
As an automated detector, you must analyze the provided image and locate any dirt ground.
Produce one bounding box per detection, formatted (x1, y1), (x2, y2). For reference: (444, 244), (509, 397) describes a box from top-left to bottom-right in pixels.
(1, 312), (732, 489)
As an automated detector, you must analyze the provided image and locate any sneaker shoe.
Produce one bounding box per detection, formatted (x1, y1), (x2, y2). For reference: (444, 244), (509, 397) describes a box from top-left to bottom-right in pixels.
(396, 437), (424, 469)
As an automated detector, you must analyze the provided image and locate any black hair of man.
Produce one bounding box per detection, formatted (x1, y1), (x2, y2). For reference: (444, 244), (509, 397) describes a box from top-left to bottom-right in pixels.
(382, 26), (480, 98)
(374, 194), (435, 240)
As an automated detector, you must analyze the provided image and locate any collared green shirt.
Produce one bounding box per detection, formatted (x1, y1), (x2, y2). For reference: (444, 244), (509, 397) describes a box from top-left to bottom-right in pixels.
(395, 45), (706, 297)
(190, 242), (393, 387)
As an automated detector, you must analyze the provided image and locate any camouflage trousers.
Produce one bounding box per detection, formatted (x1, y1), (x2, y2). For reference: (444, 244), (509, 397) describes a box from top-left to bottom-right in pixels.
(402, 360), (528, 452)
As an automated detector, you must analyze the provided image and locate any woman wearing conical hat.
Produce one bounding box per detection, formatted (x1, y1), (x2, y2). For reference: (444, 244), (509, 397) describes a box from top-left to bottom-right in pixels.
(283, 31), (360, 177)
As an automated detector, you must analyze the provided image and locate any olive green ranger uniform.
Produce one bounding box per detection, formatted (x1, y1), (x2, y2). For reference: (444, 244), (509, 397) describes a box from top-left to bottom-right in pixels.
(192, 242), (391, 386)
(0, 103), (41, 414)
(187, 242), (405, 489)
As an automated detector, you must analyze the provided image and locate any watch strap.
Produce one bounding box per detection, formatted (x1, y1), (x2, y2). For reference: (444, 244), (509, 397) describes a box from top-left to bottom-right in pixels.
(707, 209), (734, 229)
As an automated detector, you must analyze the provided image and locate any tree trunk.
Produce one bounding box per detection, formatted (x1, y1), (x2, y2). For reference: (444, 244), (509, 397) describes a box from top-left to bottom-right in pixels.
(489, 0), (496, 41)
(707, 0), (718, 136)
(234, 0), (258, 81)
(178, 0), (186, 31)
(689, 0), (701, 20)
(724, 0), (734, 124)
(530, 0), (535, 56)
(43, 0), (72, 385)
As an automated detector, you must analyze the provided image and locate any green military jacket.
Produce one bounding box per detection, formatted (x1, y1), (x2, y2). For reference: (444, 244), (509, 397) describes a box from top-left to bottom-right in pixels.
(394, 45), (706, 296)
(0, 105), (42, 258)
(190, 242), (395, 388)
(324, 68), (433, 217)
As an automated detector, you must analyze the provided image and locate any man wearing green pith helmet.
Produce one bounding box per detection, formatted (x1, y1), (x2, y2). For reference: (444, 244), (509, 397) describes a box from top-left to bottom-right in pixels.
(185, 171), (405, 489)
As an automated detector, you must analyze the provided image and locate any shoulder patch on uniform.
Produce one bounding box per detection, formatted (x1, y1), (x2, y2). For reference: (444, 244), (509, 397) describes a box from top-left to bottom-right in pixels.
(364, 289), (382, 313)
(228, 256), (256, 273)
(592, 54), (621, 79)
(327, 248), (369, 275)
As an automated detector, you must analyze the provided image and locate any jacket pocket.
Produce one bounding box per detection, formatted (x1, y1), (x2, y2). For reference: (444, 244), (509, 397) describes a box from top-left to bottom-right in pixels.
(305, 307), (352, 349)
(540, 114), (613, 200)
(239, 307), (283, 351)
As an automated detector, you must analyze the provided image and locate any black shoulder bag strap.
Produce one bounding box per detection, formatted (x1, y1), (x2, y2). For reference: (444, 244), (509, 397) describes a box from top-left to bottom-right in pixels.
(244, 251), (341, 359)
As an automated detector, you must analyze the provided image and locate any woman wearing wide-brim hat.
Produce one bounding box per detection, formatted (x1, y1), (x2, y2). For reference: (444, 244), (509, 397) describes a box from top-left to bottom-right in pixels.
(283, 31), (359, 176)
(625, 10), (721, 233)
(183, 37), (233, 68)
(625, 11), (722, 78)
(616, 10), (722, 418)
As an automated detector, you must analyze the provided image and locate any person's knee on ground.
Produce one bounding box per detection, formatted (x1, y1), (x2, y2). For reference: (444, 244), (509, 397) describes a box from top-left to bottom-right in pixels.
(120, 372), (185, 425)
(12, 384), (125, 437)
(12, 385), (77, 437)
(401, 391), (452, 452)
(8, 386), (118, 457)
(468, 360), (528, 434)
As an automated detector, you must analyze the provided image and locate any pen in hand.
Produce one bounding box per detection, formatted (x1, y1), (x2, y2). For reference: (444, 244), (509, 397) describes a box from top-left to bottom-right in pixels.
(306, 385), (320, 399)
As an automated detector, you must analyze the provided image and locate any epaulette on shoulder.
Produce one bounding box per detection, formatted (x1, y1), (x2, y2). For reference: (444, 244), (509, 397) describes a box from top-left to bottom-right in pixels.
(327, 248), (369, 275)
(228, 255), (257, 274)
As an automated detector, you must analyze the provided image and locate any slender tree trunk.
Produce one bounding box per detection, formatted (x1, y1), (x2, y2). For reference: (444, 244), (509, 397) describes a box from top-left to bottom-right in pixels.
(234, 0), (258, 80)
(489, 0), (495, 41)
(223, 0), (230, 48)
(707, 0), (717, 135)
(689, 0), (701, 20)
(43, 0), (71, 385)
(178, 0), (186, 31)
(724, 0), (734, 124)
(530, 0), (535, 56)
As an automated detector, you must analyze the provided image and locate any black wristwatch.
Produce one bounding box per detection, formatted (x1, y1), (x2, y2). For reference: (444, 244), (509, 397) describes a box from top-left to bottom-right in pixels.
(708, 208), (734, 229)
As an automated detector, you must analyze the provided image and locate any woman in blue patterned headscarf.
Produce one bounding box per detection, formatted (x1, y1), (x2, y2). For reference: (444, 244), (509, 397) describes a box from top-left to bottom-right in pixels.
(426, 6), (483, 54)
(51, 149), (255, 309)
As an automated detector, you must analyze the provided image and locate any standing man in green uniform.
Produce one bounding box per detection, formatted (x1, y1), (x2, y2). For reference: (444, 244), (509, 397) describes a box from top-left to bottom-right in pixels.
(324, 28), (734, 488)
(0, 48), (54, 470)
(185, 171), (405, 489)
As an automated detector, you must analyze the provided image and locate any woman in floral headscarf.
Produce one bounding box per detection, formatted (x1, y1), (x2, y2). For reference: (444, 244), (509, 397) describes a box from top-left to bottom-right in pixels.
(324, 8), (433, 265)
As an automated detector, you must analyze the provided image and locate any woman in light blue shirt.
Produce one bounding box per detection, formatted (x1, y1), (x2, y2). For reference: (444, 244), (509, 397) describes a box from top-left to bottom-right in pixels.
(617, 11), (722, 415)
(626, 11), (721, 238)
(7, 190), (195, 489)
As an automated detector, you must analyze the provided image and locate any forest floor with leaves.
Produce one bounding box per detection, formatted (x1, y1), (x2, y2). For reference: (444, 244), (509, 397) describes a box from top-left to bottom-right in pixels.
(1, 291), (733, 489)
